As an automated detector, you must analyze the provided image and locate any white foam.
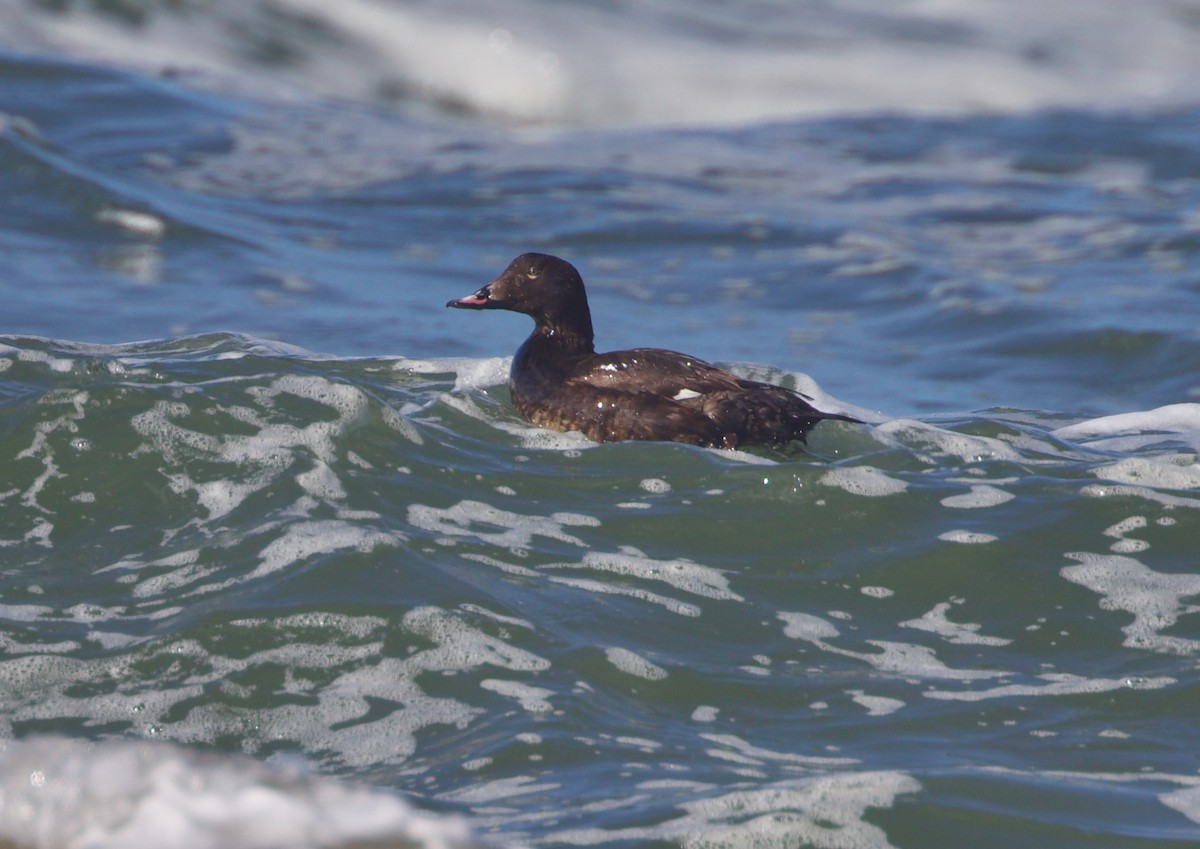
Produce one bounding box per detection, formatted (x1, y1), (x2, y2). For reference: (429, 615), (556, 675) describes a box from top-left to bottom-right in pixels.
(699, 733), (856, 768)
(1091, 456), (1200, 492)
(925, 672), (1175, 702)
(17, 348), (76, 373)
(479, 678), (554, 713)
(222, 606), (546, 769)
(848, 691), (906, 716)
(604, 646), (667, 681)
(550, 771), (919, 846)
(778, 611), (841, 641)
(819, 466), (908, 497)
(1104, 516), (1147, 537)
(0, 607), (546, 770)
(444, 356), (510, 393)
(129, 521), (400, 601)
(0, 736), (478, 849)
(901, 602), (1013, 646)
(940, 484), (1015, 509)
(547, 548), (742, 602)
(131, 375), (368, 521)
(939, 530), (999, 544)
(1104, 515), (1150, 553)
(248, 520), (399, 583)
(875, 419), (1026, 464)
(545, 575), (701, 617)
(14, 390), (89, 517)
(778, 611), (1002, 681)
(639, 478), (671, 494)
(1160, 785), (1200, 825)
(1060, 552), (1200, 654)
(614, 735), (662, 752)
(407, 499), (599, 550)
(437, 775), (560, 806)
(1053, 403), (1200, 439)
(404, 607), (550, 674)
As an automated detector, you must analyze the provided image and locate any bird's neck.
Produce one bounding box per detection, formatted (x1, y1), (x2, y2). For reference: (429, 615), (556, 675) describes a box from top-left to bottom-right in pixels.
(531, 315), (595, 357)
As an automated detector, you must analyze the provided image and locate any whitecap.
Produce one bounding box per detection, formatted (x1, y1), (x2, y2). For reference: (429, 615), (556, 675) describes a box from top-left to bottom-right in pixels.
(0, 735), (478, 849)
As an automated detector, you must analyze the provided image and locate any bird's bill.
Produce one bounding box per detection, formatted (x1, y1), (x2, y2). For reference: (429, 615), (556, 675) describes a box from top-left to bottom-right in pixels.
(445, 284), (493, 309)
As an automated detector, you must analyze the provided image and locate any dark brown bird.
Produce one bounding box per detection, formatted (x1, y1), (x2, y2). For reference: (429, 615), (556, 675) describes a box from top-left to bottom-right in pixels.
(447, 253), (859, 449)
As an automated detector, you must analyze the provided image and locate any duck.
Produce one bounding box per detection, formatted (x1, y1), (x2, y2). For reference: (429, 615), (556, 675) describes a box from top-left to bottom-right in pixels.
(446, 253), (860, 449)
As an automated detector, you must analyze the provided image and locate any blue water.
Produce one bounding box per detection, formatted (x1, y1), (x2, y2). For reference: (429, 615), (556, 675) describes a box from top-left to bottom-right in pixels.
(3, 2), (1200, 847)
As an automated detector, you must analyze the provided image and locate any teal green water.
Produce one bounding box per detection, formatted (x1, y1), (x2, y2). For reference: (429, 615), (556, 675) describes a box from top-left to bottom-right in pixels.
(2, 333), (1199, 845)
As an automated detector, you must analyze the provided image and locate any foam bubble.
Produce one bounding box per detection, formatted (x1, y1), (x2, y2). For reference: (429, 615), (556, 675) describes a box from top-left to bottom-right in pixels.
(778, 611), (841, 641)
(876, 419), (1025, 464)
(131, 521), (400, 601)
(437, 775), (560, 806)
(848, 691), (906, 716)
(545, 575), (702, 617)
(605, 646), (667, 681)
(131, 375), (368, 520)
(13, 390), (88, 516)
(778, 611), (1002, 681)
(407, 499), (598, 550)
(939, 530), (999, 544)
(251, 520), (399, 580)
(614, 735), (662, 752)
(480, 678), (555, 713)
(926, 672), (1175, 701)
(1161, 785), (1200, 825)
(17, 348), (75, 373)
(547, 548), (742, 602)
(1079, 483), (1200, 510)
(1104, 515), (1150, 553)
(1092, 457), (1200, 491)
(0, 736), (479, 849)
(1061, 552), (1200, 654)
(940, 484), (1015, 509)
(0, 607), (546, 770)
(639, 478), (671, 494)
(1054, 403), (1200, 439)
(404, 607), (550, 674)
(819, 466), (908, 497)
(699, 733), (856, 767)
(550, 771), (919, 846)
(901, 602), (1013, 646)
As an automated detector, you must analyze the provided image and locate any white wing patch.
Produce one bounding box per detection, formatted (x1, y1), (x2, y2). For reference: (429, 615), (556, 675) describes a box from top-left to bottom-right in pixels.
(672, 388), (703, 401)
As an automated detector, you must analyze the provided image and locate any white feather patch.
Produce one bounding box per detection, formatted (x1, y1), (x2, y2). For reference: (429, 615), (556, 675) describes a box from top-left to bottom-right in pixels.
(672, 388), (702, 401)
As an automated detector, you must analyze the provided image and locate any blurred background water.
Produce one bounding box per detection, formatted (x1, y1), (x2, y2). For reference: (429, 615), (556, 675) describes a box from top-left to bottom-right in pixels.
(2, 1), (1200, 847)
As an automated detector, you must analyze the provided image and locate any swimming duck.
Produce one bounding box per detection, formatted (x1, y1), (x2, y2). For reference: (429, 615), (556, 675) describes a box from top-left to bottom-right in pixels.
(447, 253), (859, 449)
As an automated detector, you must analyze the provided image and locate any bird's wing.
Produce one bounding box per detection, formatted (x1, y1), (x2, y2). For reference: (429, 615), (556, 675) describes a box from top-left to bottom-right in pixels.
(565, 348), (766, 399)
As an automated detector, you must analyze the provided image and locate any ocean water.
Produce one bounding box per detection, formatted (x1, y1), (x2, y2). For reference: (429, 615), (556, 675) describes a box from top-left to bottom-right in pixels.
(3, 1), (1200, 847)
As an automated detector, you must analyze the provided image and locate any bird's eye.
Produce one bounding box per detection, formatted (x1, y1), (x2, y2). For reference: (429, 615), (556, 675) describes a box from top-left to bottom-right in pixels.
(526, 270), (539, 280)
